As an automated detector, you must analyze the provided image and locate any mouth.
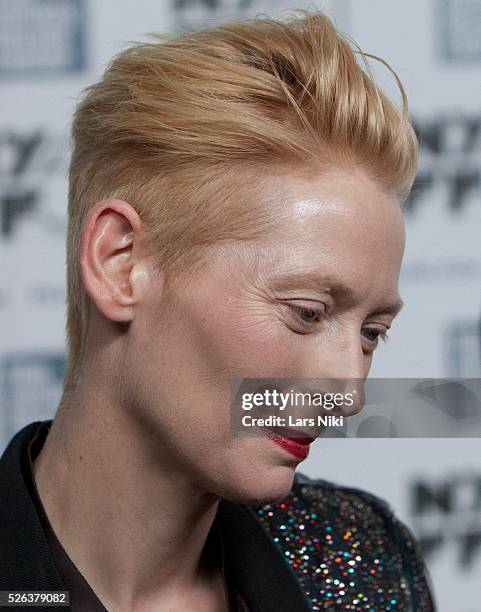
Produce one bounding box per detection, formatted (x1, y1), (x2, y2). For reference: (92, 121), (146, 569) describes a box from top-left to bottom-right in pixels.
(263, 426), (316, 460)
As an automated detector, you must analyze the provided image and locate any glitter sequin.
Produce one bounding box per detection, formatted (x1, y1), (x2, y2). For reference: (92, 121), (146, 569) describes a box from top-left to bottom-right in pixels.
(254, 475), (435, 610)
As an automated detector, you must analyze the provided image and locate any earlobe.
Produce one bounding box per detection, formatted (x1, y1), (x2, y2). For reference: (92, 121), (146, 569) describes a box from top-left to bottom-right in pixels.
(80, 199), (145, 323)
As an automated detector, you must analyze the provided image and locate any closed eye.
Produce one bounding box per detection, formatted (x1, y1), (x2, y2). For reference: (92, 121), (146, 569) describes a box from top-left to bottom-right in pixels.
(282, 303), (327, 333)
(361, 325), (389, 352)
(288, 304), (324, 323)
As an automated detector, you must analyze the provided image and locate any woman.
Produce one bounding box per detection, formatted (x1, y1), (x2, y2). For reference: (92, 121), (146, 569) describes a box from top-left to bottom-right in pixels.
(0, 9), (435, 611)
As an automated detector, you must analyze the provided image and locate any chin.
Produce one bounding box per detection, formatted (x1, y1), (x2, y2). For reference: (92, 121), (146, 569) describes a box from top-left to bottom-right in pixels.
(218, 463), (297, 506)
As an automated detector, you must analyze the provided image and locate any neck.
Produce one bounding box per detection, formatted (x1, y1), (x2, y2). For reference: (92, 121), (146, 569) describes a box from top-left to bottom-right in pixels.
(33, 381), (225, 611)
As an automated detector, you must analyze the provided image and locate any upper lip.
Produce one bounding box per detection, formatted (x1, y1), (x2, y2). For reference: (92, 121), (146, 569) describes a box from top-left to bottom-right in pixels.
(266, 426), (317, 444)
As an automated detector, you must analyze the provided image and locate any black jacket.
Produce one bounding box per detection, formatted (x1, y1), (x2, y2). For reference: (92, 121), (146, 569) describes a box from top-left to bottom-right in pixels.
(0, 420), (436, 611)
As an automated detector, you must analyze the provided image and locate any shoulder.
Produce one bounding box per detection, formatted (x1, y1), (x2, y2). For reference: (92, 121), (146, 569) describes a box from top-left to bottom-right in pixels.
(254, 472), (436, 610)
(291, 472), (410, 533)
(292, 472), (431, 581)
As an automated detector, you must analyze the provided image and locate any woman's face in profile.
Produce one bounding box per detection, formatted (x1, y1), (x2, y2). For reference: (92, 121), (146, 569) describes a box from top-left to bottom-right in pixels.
(129, 166), (405, 503)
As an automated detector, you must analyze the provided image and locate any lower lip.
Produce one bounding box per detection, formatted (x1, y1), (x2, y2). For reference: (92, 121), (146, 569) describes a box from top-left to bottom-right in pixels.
(264, 429), (312, 460)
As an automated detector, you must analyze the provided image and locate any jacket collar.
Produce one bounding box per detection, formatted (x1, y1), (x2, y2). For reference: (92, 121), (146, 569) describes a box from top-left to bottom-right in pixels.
(0, 420), (65, 592)
(0, 420), (309, 612)
(217, 498), (309, 611)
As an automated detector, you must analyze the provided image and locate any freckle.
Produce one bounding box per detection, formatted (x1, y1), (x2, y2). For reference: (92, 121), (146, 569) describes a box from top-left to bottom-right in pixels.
(79, 455), (83, 461)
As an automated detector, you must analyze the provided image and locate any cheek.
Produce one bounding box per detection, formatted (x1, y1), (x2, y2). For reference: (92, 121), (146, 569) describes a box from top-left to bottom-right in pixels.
(187, 294), (301, 379)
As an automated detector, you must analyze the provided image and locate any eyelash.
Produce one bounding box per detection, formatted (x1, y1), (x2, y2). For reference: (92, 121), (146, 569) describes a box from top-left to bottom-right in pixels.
(361, 327), (389, 345)
(286, 304), (325, 325)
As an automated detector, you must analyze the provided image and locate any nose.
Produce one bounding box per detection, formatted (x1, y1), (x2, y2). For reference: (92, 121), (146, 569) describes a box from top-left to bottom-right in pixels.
(296, 331), (367, 417)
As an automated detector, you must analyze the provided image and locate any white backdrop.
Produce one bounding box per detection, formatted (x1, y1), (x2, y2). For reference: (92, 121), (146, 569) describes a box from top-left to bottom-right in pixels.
(1, 1), (480, 609)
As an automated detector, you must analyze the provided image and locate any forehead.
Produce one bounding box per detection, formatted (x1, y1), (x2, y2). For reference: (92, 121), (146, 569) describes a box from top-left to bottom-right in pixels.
(264, 166), (403, 234)
(238, 166), (405, 304)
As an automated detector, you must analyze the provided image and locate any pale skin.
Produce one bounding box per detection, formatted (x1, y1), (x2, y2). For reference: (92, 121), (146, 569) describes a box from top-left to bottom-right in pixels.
(33, 166), (405, 611)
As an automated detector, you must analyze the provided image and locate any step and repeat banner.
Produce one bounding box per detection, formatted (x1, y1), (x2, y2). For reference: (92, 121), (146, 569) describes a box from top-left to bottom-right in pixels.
(1, 0), (480, 609)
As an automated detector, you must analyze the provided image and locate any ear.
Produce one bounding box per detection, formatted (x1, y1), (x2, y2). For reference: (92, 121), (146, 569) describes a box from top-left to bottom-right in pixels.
(80, 199), (150, 323)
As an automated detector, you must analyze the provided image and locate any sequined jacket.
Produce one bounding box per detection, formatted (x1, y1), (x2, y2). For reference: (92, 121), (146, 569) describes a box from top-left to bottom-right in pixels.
(251, 474), (436, 611)
(0, 421), (436, 611)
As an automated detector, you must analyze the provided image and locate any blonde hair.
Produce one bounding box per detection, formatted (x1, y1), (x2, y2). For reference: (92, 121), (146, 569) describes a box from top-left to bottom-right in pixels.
(65, 8), (418, 391)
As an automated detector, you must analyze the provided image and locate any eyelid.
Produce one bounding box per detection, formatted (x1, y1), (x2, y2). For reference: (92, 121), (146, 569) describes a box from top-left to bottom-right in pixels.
(288, 303), (325, 315)
(279, 298), (329, 312)
(362, 322), (390, 335)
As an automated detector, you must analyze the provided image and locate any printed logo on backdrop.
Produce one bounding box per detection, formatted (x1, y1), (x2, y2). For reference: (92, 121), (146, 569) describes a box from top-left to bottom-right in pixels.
(438, 0), (481, 62)
(0, 128), (68, 238)
(403, 113), (481, 380)
(0, 0), (86, 77)
(170, 0), (350, 33)
(1, 353), (65, 450)
(410, 472), (481, 570)
(402, 113), (481, 287)
(408, 114), (481, 217)
(172, 0), (286, 31)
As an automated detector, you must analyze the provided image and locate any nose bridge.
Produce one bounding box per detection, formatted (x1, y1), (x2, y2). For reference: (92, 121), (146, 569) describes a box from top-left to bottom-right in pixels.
(298, 327), (366, 417)
(316, 327), (365, 381)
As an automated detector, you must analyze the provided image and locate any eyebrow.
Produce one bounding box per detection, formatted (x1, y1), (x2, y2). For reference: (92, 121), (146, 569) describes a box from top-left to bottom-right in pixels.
(267, 271), (404, 317)
(369, 299), (404, 317)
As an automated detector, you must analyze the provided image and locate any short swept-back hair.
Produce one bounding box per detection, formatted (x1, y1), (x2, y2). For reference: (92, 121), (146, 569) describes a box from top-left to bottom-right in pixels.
(65, 8), (418, 391)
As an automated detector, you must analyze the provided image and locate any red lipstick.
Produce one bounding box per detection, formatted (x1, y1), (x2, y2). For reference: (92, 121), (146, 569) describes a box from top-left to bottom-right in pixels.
(264, 428), (315, 460)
